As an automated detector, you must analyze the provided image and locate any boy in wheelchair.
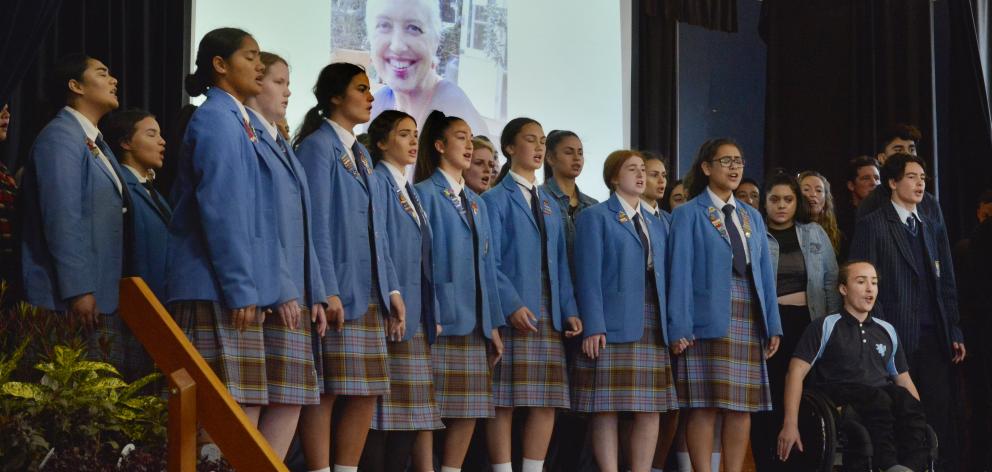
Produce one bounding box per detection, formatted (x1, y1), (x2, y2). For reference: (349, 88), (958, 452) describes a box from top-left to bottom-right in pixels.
(777, 260), (929, 472)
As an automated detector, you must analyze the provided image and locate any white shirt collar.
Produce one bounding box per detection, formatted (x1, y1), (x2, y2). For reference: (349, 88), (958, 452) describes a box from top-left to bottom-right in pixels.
(439, 167), (464, 195)
(707, 186), (738, 211)
(618, 195), (643, 220)
(247, 107), (278, 141)
(219, 89), (251, 124)
(509, 170), (537, 192)
(383, 161), (408, 188)
(123, 165), (148, 183)
(327, 119), (357, 151)
(641, 199), (660, 216)
(890, 200), (920, 224)
(63, 106), (100, 142)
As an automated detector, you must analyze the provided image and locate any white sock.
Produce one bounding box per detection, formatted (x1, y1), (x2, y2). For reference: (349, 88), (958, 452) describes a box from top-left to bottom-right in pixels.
(441, 467), (461, 472)
(676, 452), (692, 472)
(492, 463), (513, 472)
(521, 458), (544, 472)
(711, 452), (721, 471)
(333, 466), (358, 472)
(308, 468), (331, 472)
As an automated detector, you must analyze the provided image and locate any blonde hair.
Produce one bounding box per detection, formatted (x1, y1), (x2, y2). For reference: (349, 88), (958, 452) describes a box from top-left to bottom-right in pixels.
(799, 170), (842, 252)
(472, 136), (496, 156)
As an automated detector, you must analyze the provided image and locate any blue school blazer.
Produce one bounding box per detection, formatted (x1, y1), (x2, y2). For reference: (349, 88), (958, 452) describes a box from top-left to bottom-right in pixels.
(574, 194), (670, 344)
(666, 193), (782, 342)
(249, 111), (326, 307)
(373, 163), (439, 342)
(166, 87), (295, 310)
(122, 170), (171, 300)
(20, 108), (128, 313)
(415, 170), (503, 338)
(482, 176), (579, 331)
(295, 121), (400, 320)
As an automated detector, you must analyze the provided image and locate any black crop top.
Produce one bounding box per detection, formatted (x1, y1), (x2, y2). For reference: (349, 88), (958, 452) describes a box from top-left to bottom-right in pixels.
(770, 225), (807, 296)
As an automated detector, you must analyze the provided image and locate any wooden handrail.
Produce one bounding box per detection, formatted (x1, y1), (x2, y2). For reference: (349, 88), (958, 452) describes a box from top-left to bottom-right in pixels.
(167, 368), (196, 472)
(118, 277), (287, 472)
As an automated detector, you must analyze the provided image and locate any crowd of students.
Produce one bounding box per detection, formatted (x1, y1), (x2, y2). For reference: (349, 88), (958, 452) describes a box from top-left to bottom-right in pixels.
(1, 26), (990, 472)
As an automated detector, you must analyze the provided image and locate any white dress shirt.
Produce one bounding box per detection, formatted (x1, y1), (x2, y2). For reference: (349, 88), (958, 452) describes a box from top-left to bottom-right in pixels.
(619, 196), (653, 268)
(384, 161), (420, 226)
(707, 186), (751, 263)
(64, 106), (122, 195)
(509, 170), (539, 206)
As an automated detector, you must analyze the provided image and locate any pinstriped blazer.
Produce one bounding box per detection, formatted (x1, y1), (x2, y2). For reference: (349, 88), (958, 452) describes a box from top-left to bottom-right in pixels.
(848, 202), (963, 358)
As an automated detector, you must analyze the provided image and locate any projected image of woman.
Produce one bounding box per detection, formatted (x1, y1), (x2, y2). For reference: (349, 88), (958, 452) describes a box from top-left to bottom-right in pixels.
(364, 0), (489, 138)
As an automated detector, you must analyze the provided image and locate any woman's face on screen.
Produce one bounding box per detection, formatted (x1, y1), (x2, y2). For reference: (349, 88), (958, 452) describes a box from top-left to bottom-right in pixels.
(368, 0), (439, 94)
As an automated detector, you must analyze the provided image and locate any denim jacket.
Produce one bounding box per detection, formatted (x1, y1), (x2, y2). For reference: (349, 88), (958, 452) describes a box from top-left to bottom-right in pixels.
(768, 221), (841, 320)
(541, 178), (599, 272)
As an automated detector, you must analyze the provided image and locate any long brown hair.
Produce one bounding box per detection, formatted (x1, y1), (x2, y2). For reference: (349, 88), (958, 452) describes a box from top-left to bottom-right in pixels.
(413, 110), (465, 183)
(798, 170), (841, 252)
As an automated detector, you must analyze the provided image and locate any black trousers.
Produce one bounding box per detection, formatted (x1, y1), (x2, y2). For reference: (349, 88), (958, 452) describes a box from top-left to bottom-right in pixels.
(751, 304), (811, 471)
(909, 331), (962, 471)
(359, 430), (418, 472)
(820, 383), (928, 471)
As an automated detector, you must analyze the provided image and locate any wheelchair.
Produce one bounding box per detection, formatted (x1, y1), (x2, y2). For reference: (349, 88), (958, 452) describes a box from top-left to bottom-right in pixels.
(786, 389), (939, 471)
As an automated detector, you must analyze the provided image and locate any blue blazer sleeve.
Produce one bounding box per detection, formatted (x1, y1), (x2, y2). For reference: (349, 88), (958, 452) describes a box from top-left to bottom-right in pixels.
(483, 192), (523, 319)
(815, 225), (842, 314)
(478, 197), (506, 332)
(189, 108), (257, 309)
(32, 135), (94, 300)
(666, 207), (696, 341)
(296, 136), (339, 299)
(574, 210), (607, 337)
(753, 215), (783, 338)
(554, 207), (579, 319)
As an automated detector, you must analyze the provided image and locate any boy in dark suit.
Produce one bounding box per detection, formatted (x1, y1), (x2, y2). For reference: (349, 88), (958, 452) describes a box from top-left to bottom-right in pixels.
(849, 153), (964, 470)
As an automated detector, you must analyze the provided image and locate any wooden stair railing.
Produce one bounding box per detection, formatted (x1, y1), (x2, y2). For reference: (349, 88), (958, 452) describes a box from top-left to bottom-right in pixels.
(118, 277), (287, 472)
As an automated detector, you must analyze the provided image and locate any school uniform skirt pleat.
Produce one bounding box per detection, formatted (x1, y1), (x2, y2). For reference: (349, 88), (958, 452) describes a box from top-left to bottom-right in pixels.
(171, 301), (268, 405)
(372, 331), (444, 430)
(492, 289), (570, 409)
(571, 282), (678, 413)
(318, 298), (391, 396)
(262, 306), (320, 405)
(431, 327), (495, 418)
(675, 273), (773, 412)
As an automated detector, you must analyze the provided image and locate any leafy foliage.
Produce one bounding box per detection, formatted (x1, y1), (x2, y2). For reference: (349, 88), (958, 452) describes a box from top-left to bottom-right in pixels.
(0, 344), (166, 471)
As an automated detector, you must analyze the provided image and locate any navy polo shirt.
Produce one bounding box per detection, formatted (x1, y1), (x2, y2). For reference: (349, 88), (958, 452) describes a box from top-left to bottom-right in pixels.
(793, 310), (909, 388)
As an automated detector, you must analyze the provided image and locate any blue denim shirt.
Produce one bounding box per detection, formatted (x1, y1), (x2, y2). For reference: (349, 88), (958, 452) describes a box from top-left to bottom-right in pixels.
(540, 178), (599, 273)
(768, 222), (841, 320)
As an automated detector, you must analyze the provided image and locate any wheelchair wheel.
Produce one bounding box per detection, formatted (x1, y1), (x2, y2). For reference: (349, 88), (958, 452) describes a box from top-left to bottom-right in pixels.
(797, 390), (838, 472)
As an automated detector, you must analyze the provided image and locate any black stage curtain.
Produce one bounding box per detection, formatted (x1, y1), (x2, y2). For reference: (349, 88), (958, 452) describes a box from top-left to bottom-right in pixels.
(941, 0), (992, 242)
(0, 1), (62, 104)
(762, 0), (934, 195)
(632, 0), (680, 169)
(2, 0), (189, 195)
(662, 0), (737, 33)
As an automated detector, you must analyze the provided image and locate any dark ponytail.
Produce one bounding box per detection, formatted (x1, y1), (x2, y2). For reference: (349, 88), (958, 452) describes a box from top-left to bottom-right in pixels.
(684, 137), (740, 199)
(367, 110), (415, 164)
(185, 27), (252, 97)
(542, 129), (579, 181)
(293, 62), (366, 148)
(414, 110), (464, 183)
(494, 117), (540, 186)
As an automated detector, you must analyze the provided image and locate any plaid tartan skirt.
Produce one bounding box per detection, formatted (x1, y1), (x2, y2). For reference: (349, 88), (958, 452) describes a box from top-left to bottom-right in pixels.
(571, 291), (678, 413)
(675, 274), (772, 412)
(432, 328), (494, 418)
(171, 301), (268, 405)
(318, 301), (390, 396)
(372, 332), (443, 430)
(262, 307), (320, 405)
(492, 291), (570, 409)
